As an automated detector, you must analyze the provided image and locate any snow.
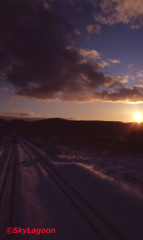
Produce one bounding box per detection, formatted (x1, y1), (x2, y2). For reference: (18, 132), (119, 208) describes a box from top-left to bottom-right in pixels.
(1, 136), (143, 239)
(49, 143), (143, 197)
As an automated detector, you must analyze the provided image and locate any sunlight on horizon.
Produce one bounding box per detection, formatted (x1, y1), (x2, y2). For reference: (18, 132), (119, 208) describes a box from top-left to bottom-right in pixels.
(134, 112), (142, 123)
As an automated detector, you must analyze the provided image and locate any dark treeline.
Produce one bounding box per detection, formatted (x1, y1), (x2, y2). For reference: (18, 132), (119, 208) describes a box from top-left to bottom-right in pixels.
(0, 118), (143, 152)
(0, 118), (143, 137)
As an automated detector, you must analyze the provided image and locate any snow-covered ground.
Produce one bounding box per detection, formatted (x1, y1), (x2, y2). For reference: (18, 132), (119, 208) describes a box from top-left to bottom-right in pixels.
(1, 136), (143, 240)
(28, 136), (143, 197)
(56, 145), (143, 197)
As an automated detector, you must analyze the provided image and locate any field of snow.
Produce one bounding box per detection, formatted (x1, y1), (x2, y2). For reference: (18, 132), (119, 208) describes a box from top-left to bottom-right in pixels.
(28, 136), (143, 197)
(1, 135), (143, 239)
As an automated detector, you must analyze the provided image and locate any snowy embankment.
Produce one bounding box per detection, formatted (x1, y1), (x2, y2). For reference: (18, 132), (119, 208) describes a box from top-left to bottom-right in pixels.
(1, 136), (142, 239)
(28, 136), (143, 197)
(56, 145), (143, 197)
(22, 137), (143, 239)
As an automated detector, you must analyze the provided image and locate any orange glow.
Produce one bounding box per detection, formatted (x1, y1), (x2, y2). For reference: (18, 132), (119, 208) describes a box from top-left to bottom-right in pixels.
(134, 112), (142, 123)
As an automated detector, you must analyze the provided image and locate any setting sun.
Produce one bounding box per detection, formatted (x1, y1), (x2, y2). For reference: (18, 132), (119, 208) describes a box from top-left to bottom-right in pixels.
(134, 112), (142, 123)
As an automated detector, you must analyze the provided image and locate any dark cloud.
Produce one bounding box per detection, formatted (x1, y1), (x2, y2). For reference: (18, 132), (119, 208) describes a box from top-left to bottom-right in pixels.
(93, 0), (143, 29)
(2, 111), (34, 118)
(93, 87), (143, 102)
(0, 0), (142, 103)
(86, 24), (101, 35)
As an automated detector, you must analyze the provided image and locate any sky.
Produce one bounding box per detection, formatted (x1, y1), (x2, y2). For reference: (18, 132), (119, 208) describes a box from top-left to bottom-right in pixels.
(1, 0), (143, 122)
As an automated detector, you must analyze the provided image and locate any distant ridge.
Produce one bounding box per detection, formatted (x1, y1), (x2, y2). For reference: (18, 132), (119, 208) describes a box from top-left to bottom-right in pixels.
(0, 117), (142, 136)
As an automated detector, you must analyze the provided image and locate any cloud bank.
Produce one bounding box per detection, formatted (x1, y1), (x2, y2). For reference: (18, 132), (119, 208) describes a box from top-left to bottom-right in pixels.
(86, 24), (101, 35)
(2, 111), (34, 118)
(94, 0), (143, 29)
(0, 0), (143, 103)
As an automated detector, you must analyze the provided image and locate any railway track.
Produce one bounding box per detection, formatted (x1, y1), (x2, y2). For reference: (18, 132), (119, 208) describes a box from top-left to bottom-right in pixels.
(20, 138), (125, 240)
(0, 138), (18, 240)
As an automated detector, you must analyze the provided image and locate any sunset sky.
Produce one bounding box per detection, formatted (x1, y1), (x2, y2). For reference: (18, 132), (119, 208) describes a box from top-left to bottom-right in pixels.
(1, 0), (143, 122)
